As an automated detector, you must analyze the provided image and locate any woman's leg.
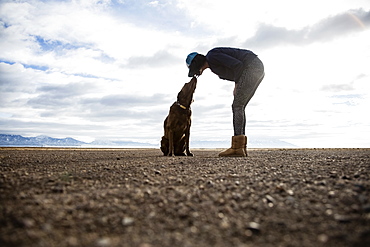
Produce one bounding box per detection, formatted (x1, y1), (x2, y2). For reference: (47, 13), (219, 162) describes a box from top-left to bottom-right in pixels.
(232, 57), (264, 135)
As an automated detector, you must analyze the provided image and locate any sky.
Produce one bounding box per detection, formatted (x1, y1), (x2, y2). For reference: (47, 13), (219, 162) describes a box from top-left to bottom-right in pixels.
(0, 0), (370, 148)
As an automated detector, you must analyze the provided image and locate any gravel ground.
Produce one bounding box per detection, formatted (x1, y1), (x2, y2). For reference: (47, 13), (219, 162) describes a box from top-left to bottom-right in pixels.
(0, 148), (369, 247)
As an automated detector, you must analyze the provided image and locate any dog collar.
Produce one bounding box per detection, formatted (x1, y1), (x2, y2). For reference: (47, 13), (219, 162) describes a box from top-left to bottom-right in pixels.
(176, 101), (188, 110)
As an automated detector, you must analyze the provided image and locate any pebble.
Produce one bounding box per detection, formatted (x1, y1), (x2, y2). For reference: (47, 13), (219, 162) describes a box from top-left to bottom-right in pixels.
(154, 170), (162, 175)
(265, 195), (275, 203)
(246, 222), (261, 233)
(318, 234), (329, 243)
(334, 214), (352, 223)
(122, 217), (135, 226)
(66, 236), (78, 246)
(22, 218), (35, 227)
(314, 180), (327, 186)
(286, 189), (294, 195)
(206, 180), (214, 187)
(96, 237), (111, 247)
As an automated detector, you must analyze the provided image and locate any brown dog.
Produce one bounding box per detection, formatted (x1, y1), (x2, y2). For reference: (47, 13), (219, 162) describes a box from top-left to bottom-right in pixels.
(160, 77), (197, 156)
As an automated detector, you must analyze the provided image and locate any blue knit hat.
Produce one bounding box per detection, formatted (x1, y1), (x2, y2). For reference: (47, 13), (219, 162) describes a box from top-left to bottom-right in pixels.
(186, 52), (198, 68)
(186, 52), (199, 77)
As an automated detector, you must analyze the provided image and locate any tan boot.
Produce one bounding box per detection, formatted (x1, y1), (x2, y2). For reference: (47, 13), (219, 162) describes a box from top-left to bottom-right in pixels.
(219, 135), (246, 157)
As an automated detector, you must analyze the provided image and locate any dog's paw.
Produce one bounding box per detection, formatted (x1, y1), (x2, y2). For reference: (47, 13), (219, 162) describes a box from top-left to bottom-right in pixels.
(187, 152), (194, 157)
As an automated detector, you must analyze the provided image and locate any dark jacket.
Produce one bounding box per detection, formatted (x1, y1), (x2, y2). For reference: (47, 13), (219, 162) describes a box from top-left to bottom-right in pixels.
(206, 47), (257, 82)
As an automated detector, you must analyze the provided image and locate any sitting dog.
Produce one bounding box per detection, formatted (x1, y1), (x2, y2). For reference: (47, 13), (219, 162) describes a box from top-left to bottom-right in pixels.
(160, 77), (197, 156)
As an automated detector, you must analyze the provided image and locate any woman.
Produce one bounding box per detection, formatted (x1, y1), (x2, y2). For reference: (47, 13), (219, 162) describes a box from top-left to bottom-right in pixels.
(186, 47), (264, 157)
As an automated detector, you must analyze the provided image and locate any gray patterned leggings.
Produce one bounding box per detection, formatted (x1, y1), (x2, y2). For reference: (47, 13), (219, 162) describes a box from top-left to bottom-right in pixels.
(232, 57), (264, 136)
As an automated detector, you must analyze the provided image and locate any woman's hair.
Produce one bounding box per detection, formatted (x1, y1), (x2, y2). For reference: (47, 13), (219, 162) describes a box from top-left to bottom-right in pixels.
(190, 54), (207, 75)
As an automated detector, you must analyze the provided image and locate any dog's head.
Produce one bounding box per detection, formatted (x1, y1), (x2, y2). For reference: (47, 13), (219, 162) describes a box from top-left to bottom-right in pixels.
(177, 77), (197, 108)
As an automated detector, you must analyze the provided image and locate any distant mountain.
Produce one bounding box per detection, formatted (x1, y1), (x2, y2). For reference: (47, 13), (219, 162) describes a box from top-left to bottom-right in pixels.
(0, 134), (157, 148)
(87, 139), (157, 147)
(248, 137), (297, 148)
(0, 134), (86, 147)
(0, 134), (297, 148)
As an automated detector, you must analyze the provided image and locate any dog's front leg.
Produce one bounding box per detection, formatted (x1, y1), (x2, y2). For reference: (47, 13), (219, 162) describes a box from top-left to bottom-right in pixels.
(184, 126), (193, 156)
(168, 130), (175, 157)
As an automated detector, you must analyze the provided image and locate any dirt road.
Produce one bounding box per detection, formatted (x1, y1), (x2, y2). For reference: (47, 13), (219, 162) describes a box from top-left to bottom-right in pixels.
(0, 148), (369, 247)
